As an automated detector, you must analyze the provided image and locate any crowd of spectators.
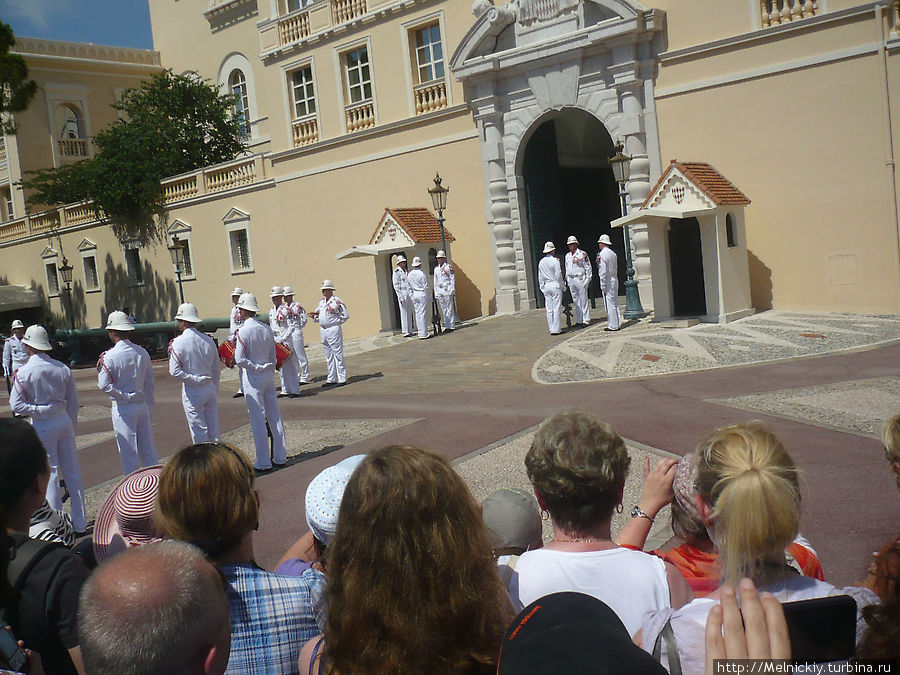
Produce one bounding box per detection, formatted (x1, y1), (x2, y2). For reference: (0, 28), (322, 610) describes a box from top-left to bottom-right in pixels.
(1, 410), (898, 674)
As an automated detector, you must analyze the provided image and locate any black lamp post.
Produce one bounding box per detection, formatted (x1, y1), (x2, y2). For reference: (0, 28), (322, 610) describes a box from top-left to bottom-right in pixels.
(168, 234), (186, 304)
(608, 141), (646, 319)
(427, 172), (449, 258)
(57, 256), (75, 329)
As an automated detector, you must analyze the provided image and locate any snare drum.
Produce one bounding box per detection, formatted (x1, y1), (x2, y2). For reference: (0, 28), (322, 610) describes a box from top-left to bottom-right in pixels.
(218, 339), (237, 368)
(275, 341), (292, 370)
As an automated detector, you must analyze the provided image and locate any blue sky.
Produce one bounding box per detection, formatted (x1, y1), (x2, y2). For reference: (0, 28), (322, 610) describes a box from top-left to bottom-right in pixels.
(0, 0), (154, 50)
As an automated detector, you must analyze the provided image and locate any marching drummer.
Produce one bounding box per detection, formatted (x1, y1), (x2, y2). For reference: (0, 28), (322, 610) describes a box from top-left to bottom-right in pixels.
(311, 280), (349, 386)
(229, 287), (245, 398)
(234, 292), (287, 471)
(269, 286), (299, 398)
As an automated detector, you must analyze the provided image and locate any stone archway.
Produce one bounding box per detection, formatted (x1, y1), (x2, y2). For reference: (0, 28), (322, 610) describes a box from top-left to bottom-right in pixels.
(450, 0), (666, 314)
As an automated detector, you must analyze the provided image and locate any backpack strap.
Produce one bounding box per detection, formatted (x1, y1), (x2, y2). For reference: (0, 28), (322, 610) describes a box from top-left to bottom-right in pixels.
(651, 617), (683, 675)
(3, 535), (65, 625)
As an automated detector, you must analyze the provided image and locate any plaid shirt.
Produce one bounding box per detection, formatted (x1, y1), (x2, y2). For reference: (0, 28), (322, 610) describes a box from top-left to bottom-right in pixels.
(222, 563), (325, 675)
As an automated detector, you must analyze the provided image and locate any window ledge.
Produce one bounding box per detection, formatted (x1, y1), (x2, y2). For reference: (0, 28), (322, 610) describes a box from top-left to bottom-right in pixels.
(85, 288), (102, 294)
(231, 268), (255, 275)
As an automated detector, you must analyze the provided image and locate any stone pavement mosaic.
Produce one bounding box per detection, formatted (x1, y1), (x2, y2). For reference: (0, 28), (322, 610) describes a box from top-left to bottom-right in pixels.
(454, 427), (678, 550)
(533, 311), (900, 384)
(712, 376), (900, 439)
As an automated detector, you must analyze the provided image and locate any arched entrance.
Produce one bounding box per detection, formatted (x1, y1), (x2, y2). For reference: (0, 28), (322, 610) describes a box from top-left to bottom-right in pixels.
(668, 217), (707, 316)
(521, 108), (625, 307)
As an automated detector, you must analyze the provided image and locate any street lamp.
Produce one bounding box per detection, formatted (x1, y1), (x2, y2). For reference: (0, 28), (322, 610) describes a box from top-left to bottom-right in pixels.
(608, 141), (646, 319)
(57, 255), (75, 329)
(427, 172), (449, 257)
(167, 234), (186, 304)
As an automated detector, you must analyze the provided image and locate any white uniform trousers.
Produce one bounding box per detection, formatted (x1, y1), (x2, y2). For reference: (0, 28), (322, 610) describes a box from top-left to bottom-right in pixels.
(397, 296), (414, 336)
(242, 371), (287, 469)
(291, 332), (309, 383)
(436, 294), (456, 330)
(111, 401), (159, 476)
(182, 382), (220, 443)
(542, 282), (563, 334)
(602, 278), (621, 330)
(33, 413), (86, 531)
(411, 290), (429, 338)
(277, 342), (300, 395)
(568, 277), (591, 324)
(236, 364), (245, 394)
(320, 325), (347, 383)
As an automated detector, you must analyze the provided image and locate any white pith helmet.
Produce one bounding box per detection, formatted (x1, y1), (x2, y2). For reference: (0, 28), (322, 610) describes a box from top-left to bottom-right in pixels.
(236, 293), (260, 313)
(22, 325), (52, 351)
(106, 311), (135, 331)
(174, 303), (202, 323)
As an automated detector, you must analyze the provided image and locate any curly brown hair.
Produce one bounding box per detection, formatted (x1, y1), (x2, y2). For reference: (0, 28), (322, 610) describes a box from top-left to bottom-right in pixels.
(321, 446), (514, 675)
(525, 412), (630, 533)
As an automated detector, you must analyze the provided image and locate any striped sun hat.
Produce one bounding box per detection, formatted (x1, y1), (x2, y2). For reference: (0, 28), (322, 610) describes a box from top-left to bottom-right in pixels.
(93, 465), (163, 563)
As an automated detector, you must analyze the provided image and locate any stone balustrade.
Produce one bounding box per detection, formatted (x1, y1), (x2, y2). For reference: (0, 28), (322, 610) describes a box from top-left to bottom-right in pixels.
(163, 175), (200, 204)
(0, 219), (27, 243)
(345, 101), (375, 133)
(0, 137), (7, 166)
(292, 115), (319, 146)
(761, 0), (816, 27)
(64, 202), (96, 227)
(29, 211), (61, 235)
(58, 137), (89, 158)
(279, 10), (311, 45)
(413, 81), (448, 115)
(332, 0), (366, 24)
(204, 156), (259, 192)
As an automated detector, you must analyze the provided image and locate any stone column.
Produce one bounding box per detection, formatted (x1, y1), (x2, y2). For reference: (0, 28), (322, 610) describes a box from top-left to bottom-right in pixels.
(482, 114), (520, 313)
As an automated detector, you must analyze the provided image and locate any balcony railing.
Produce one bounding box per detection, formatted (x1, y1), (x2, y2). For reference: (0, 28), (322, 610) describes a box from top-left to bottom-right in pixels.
(413, 80), (448, 115)
(0, 155), (267, 245)
(163, 155), (266, 205)
(0, 137), (7, 165)
(291, 114), (319, 147)
(58, 137), (89, 158)
(345, 100), (375, 133)
(279, 10), (311, 45)
(760, 0), (816, 27)
(332, 0), (366, 24)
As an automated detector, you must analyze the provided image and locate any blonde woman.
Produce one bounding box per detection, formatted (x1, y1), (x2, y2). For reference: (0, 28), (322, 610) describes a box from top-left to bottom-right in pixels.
(639, 422), (879, 674)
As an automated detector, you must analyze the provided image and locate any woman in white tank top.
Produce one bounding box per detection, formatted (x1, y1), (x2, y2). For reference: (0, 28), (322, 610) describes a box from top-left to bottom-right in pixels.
(511, 412), (694, 635)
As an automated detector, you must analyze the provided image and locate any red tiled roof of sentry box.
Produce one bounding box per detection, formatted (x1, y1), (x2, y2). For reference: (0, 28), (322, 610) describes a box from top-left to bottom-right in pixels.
(641, 160), (751, 209)
(384, 207), (456, 244)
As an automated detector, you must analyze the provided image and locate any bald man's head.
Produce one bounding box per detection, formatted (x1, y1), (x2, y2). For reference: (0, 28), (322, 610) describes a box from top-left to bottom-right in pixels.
(79, 541), (230, 675)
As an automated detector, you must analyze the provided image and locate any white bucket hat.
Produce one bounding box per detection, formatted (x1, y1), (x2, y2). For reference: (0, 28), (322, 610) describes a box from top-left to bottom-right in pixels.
(106, 310), (135, 331)
(304, 455), (366, 546)
(436, 250), (447, 259)
(411, 257), (422, 267)
(543, 241), (556, 254)
(597, 234), (612, 246)
(566, 235), (579, 245)
(174, 302), (202, 323)
(320, 279), (336, 291)
(236, 292), (260, 313)
(230, 287), (244, 297)
(270, 286), (284, 298)
(22, 325), (52, 351)
(283, 286), (294, 295)
(11, 319), (24, 329)
(396, 254), (407, 264)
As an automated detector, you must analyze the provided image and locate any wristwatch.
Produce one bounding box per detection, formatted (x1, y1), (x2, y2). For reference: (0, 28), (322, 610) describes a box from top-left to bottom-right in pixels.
(630, 505), (653, 522)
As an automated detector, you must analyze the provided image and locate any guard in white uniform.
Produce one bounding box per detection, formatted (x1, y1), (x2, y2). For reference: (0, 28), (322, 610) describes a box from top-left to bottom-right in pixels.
(169, 303), (221, 443)
(433, 250), (457, 332)
(229, 286), (245, 397)
(9, 325), (87, 532)
(596, 234), (621, 331)
(407, 257), (430, 340)
(312, 280), (349, 385)
(3, 319), (28, 395)
(234, 293), (288, 470)
(97, 311), (159, 475)
(392, 255), (415, 338)
(282, 286), (310, 385)
(565, 235), (593, 326)
(269, 286), (299, 397)
(538, 242), (567, 335)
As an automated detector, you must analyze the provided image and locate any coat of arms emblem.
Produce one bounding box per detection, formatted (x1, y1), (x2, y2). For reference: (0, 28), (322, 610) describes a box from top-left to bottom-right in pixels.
(672, 185), (685, 204)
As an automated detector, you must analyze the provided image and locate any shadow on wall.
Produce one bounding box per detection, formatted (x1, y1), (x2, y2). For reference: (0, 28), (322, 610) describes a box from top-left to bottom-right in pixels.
(747, 249), (773, 311)
(454, 264), (482, 320)
(101, 253), (180, 325)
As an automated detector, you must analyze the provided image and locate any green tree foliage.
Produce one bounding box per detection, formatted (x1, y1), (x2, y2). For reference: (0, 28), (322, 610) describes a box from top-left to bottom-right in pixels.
(22, 69), (245, 243)
(0, 22), (37, 134)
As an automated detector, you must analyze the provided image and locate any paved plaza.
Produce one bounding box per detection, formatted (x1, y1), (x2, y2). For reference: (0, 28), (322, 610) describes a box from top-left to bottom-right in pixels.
(2, 308), (898, 585)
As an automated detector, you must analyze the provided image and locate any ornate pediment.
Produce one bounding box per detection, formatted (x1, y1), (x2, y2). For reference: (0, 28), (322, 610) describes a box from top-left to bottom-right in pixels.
(167, 219), (191, 234)
(77, 238), (96, 251)
(40, 246), (58, 258)
(221, 207), (250, 225)
(370, 212), (416, 247)
(643, 161), (750, 212)
(647, 172), (715, 212)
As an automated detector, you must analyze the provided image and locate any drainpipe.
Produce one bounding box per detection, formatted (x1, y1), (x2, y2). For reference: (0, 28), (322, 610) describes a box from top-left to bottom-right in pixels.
(875, 3), (900, 311)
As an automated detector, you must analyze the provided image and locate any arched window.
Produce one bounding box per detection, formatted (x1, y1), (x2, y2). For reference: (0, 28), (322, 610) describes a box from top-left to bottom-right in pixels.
(56, 105), (83, 139)
(725, 213), (737, 248)
(229, 69), (251, 138)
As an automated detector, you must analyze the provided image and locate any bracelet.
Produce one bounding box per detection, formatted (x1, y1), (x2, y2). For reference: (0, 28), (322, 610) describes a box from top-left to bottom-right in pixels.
(630, 505), (654, 522)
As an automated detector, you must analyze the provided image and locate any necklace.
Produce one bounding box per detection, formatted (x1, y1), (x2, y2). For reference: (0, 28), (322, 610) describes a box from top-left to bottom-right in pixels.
(553, 536), (608, 544)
